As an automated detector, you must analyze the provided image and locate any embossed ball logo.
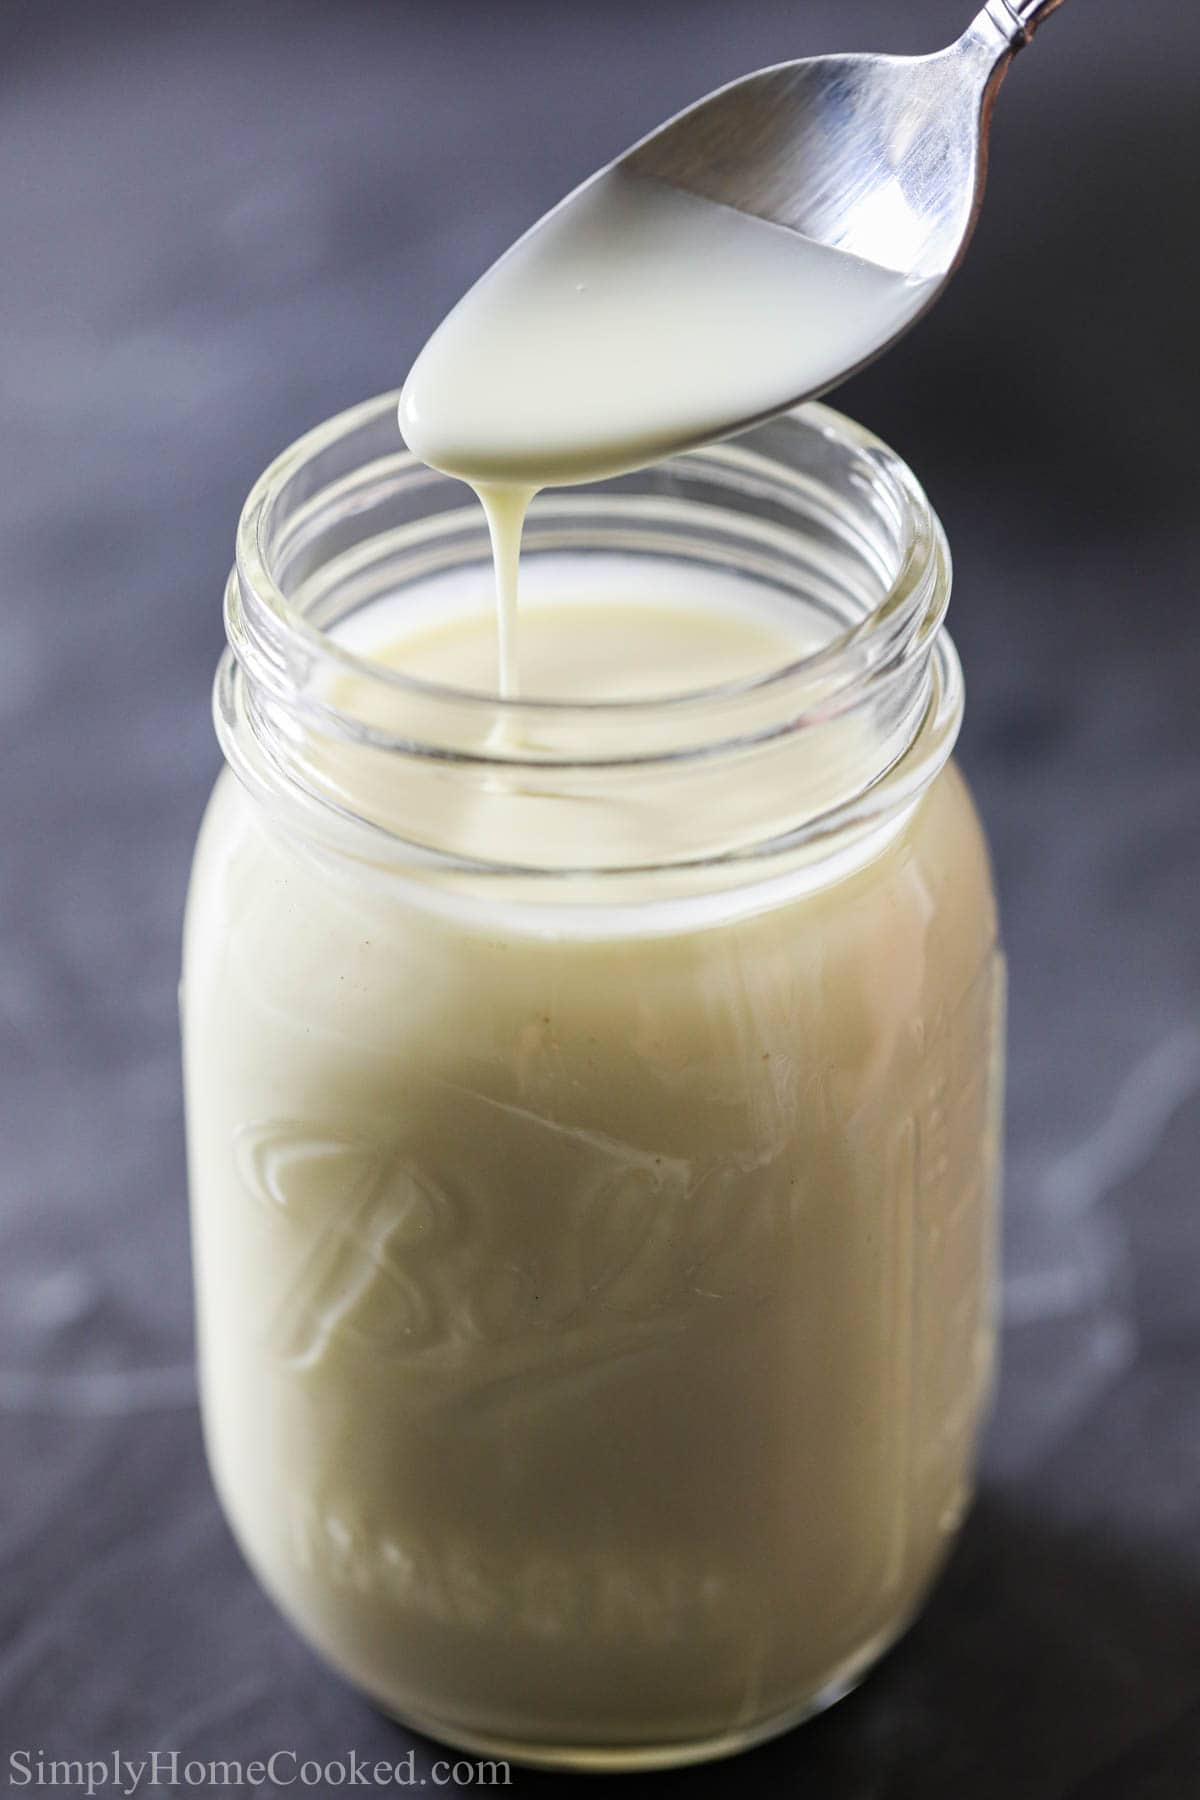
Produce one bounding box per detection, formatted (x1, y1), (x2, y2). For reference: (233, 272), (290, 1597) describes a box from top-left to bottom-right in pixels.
(234, 1101), (793, 1386)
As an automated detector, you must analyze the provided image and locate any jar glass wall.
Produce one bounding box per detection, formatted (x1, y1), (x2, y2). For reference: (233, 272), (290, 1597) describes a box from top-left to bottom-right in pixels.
(182, 397), (1004, 1771)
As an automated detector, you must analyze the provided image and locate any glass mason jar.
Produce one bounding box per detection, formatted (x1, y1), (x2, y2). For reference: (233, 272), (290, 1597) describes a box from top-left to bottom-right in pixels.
(182, 394), (1004, 1772)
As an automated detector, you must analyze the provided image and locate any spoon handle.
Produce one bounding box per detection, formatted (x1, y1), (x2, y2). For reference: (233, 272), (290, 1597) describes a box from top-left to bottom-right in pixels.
(982, 0), (1068, 46)
(1014, 0), (1068, 33)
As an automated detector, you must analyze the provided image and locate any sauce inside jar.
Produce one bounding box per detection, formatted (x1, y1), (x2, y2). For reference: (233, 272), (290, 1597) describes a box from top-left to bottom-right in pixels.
(185, 501), (1003, 1766)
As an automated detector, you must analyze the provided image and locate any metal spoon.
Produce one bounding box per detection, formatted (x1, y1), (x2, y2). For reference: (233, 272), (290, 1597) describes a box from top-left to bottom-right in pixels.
(400, 0), (1069, 489)
(613, 0), (1067, 396)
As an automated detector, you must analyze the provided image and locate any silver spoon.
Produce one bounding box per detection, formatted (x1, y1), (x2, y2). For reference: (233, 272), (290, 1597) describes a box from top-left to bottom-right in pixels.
(616, 0), (1068, 400)
(400, 0), (1068, 487)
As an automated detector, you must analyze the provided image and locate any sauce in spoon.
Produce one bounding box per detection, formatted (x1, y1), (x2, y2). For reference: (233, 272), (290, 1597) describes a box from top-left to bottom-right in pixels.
(399, 168), (934, 695)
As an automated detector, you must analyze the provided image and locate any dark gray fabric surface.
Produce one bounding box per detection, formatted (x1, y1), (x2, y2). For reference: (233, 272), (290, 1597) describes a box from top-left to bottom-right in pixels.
(1, 1), (1197, 1793)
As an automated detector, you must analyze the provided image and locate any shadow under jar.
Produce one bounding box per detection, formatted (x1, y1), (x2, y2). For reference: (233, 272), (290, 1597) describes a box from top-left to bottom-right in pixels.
(182, 396), (1004, 1772)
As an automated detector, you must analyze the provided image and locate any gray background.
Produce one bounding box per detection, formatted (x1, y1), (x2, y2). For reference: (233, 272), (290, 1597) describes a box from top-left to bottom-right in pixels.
(1, 0), (1198, 1793)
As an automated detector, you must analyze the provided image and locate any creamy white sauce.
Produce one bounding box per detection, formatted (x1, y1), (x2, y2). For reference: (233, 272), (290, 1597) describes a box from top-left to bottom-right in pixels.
(186, 578), (1002, 1762)
(401, 168), (934, 491)
(399, 167), (935, 694)
(184, 135), (1002, 1771)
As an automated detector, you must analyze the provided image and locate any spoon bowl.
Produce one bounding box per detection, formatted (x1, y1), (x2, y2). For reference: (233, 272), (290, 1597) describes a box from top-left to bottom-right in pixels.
(400, 0), (1068, 489)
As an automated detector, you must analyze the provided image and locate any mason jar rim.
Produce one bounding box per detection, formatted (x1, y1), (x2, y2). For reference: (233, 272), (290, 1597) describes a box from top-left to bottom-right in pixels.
(215, 392), (962, 891)
(232, 392), (945, 732)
